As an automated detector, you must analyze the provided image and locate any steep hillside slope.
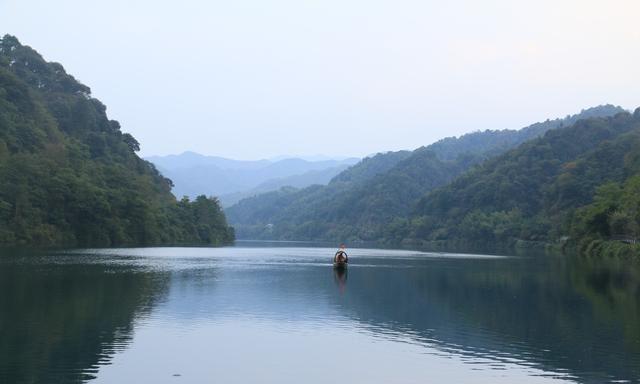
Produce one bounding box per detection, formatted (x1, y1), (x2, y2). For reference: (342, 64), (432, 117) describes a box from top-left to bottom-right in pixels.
(394, 110), (640, 255)
(0, 35), (233, 246)
(227, 105), (624, 241)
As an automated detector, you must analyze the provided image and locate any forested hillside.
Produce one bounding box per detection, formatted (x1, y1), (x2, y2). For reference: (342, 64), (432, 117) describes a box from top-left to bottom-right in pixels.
(391, 110), (640, 256)
(218, 163), (354, 207)
(227, 105), (624, 241)
(0, 35), (234, 247)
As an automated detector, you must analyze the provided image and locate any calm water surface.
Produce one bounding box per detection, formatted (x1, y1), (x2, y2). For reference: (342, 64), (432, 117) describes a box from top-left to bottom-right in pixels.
(1, 244), (639, 383)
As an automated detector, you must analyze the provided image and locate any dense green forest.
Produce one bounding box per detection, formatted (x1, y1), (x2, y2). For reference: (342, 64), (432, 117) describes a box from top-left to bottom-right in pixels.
(0, 35), (234, 247)
(392, 110), (640, 256)
(226, 105), (624, 243)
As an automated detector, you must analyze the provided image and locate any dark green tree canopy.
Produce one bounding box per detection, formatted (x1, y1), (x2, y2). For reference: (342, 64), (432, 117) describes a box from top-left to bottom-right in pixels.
(399, 111), (640, 254)
(226, 104), (625, 243)
(0, 35), (233, 247)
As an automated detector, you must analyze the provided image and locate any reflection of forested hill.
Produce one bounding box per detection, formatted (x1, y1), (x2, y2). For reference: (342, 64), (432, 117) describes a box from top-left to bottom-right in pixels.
(0, 252), (170, 383)
(6, 248), (635, 383)
(324, 255), (640, 383)
(143, 249), (640, 382)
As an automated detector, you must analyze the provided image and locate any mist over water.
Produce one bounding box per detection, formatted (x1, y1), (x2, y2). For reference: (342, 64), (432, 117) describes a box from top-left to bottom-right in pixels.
(1, 245), (639, 383)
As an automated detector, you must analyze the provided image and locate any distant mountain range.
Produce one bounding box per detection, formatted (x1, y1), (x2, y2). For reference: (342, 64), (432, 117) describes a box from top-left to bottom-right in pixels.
(146, 152), (360, 206)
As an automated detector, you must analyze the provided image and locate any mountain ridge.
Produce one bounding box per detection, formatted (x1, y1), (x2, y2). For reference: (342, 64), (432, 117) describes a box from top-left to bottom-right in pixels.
(226, 105), (626, 242)
(146, 152), (360, 200)
(390, 109), (640, 256)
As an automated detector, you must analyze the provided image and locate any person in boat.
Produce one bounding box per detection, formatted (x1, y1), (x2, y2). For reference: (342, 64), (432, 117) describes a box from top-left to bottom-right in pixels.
(334, 244), (348, 263)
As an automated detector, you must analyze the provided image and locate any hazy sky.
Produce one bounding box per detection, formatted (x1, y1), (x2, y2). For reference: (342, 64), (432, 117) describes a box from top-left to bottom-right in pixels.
(1, 0), (639, 159)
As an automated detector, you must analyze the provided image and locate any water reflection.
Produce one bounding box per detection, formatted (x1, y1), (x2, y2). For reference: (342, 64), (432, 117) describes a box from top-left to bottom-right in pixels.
(325, 254), (640, 383)
(0, 246), (638, 383)
(0, 249), (170, 384)
(333, 267), (347, 293)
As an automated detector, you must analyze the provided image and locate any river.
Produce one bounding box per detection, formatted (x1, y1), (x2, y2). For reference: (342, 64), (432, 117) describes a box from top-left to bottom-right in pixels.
(1, 243), (638, 383)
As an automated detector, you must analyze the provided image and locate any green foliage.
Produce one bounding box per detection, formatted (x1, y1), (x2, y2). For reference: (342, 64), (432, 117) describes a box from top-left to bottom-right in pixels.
(425, 105), (623, 162)
(0, 35), (233, 247)
(570, 175), (640, 256)
(398, 110), (640, 255)
(330, 150), (412, 184)
(227, 105), (625, 242)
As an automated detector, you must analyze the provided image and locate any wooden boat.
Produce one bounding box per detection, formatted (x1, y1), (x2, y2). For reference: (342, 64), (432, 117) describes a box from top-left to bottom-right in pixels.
(333, 260), (348, 270)
(333, 250), (348, 269)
